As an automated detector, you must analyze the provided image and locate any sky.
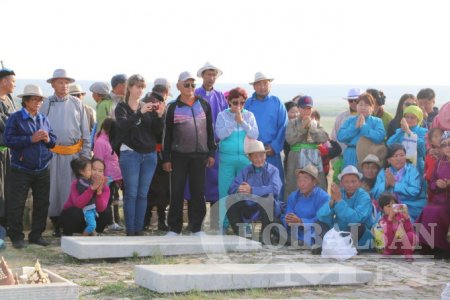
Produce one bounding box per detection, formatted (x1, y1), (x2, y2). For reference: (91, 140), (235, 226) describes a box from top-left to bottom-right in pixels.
(2, 0), (450, 85)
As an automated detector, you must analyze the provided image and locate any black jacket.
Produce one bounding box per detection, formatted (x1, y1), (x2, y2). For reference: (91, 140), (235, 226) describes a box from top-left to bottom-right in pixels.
(114, 101), (163, 153)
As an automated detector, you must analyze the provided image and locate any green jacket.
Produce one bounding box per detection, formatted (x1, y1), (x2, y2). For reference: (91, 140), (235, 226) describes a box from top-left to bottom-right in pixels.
(96, 98), (113, 130)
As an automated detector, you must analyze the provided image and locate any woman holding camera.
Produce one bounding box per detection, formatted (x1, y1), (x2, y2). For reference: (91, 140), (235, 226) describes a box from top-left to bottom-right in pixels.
(114, 74), (165, 236)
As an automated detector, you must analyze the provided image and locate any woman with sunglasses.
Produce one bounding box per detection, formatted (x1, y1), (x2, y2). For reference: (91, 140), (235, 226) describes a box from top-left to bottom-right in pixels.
(386, 94), (418, 139)
(417, 131), (450, 256)
(215, 87), (258, 232)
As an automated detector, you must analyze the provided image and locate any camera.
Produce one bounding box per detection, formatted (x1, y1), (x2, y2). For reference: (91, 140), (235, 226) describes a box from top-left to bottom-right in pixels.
(392, 203), (407, 214)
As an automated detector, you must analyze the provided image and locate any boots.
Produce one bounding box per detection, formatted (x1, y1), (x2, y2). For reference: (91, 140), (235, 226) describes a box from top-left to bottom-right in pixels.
(157, 207), (169, 231)
(50, 216), (61, 237)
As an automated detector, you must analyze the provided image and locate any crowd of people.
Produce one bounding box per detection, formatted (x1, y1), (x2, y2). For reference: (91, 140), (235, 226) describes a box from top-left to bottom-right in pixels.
(0, 63), (449, 261)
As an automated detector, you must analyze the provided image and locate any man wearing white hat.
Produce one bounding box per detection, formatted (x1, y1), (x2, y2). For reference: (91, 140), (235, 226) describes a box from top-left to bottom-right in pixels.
(226, 139), (282, 241)
(331, 88), (364, 149)
(162, 71), (217, 236)
(317, 165), (374, 249)
(40, 69), (91, 236)
(195, 62), (228, 204)
(4, 84), (56, 248)
(69, 84), (96, 132)
(244, 72), (287, 202)
(0, 67), (16, 227)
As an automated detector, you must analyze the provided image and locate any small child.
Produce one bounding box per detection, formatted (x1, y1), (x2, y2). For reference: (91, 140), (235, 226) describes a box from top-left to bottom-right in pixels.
(376, 192), (417, 261)
(425, 127), (444, 202)
(70, 157), (107, 236)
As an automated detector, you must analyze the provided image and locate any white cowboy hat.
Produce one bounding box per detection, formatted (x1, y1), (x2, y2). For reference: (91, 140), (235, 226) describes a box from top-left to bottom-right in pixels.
(47, 69), (75, 83)
(295, 164), (319, 181)
(245, 139), (267, 155)
(338, 165), (363, 181)
(249, 72), (274, 85)
(69, 84), (86, 95)
(17, 84), (45, 98)
(343, 88), (363, 100)
(196, 62), (223, 78)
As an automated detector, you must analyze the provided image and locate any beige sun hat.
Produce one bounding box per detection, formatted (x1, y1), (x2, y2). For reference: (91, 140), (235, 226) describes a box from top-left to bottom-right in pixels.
(196, 62), (223, 78)
(249, 72), (274, 85)
(17, 84), (45, 98)
(360, 154), (382, 169)
(69, 84), (86, 95)
(295, 164), (319, 181)
(46, 69), (75, 83)
(245, 139), (266, 155)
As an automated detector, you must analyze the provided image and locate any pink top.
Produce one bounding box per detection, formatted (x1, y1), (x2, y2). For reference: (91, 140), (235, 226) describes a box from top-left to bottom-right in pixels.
(62, 179), (110, 212)
(93, 132), (122, 181)
(379, 212), (414, 243)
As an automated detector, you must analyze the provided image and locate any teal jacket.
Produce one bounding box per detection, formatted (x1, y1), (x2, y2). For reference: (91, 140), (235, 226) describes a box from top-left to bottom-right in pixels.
(317, 187), (374, 247)
(372, 163), (426, 221)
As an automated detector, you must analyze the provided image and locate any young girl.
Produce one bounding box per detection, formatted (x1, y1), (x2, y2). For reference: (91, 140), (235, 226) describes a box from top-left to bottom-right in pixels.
(424, 127), (443, 202)
(376, 192), (417, 261)
(93, 118), (123, 230)
(60, 158), (110, 236)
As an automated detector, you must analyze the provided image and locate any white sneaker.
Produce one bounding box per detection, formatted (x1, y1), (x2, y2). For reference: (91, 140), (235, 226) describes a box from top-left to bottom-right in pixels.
(165, 231), (179, 236)
(108, 223), (124, 231)
(191, 231), (207, 237)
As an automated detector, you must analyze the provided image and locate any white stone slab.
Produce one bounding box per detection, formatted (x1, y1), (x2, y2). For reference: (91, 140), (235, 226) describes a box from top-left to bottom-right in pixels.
(61, 235), (261, 259)
(134, 263), (372, 293)
(0, 267), (78, 300)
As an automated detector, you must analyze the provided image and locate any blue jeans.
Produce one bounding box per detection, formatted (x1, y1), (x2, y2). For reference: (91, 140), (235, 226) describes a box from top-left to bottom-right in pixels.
(119, 150), (157, 234)
(83, 209), (97, 234)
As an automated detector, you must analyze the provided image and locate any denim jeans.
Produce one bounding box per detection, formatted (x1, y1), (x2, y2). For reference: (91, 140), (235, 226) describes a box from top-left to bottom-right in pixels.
(119, 150), (157, 234)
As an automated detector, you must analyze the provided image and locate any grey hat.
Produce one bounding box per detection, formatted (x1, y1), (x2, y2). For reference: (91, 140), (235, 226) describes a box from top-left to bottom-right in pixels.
(178, 71), (195, 82)
(89, 82), (110, 95)
(47, 69), (75, 83)
(111, 74), (127, 88)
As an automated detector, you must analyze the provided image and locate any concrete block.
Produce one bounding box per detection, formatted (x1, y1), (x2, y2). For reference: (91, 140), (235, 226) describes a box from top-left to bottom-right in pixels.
(0, 267), (78, 300)
(134, 263), (373, 293)
(61, 235), (261, 259)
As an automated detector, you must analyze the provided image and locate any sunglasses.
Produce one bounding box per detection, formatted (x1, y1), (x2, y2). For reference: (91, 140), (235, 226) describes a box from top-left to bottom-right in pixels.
(183, 83), (196, 89)
(231, 101), (245, 106)
(440, 142), (450, 148)
(404, 102), (417, 107)
(348, 99), (357, 103)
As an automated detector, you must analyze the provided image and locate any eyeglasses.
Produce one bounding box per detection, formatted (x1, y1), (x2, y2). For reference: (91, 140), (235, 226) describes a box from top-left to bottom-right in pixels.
(231, 101), (245, 106)
(440, 142), (450, 148)
(183, 83), (196, 89)
(404, 102), (416, 107)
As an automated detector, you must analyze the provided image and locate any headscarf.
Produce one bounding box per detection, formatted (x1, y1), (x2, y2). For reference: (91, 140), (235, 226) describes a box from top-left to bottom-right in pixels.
(403, 105), (424, 125)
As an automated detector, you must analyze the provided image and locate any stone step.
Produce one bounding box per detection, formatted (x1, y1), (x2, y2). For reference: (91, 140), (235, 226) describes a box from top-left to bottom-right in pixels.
(61, 235), (261, 259)
(134, 263), (373, 293)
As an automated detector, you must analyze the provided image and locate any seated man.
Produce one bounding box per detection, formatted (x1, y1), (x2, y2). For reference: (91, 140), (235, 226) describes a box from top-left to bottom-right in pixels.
(226, 139), (282, 242)
(282, 164), (330, 251)
(317, 165), (374, 251)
